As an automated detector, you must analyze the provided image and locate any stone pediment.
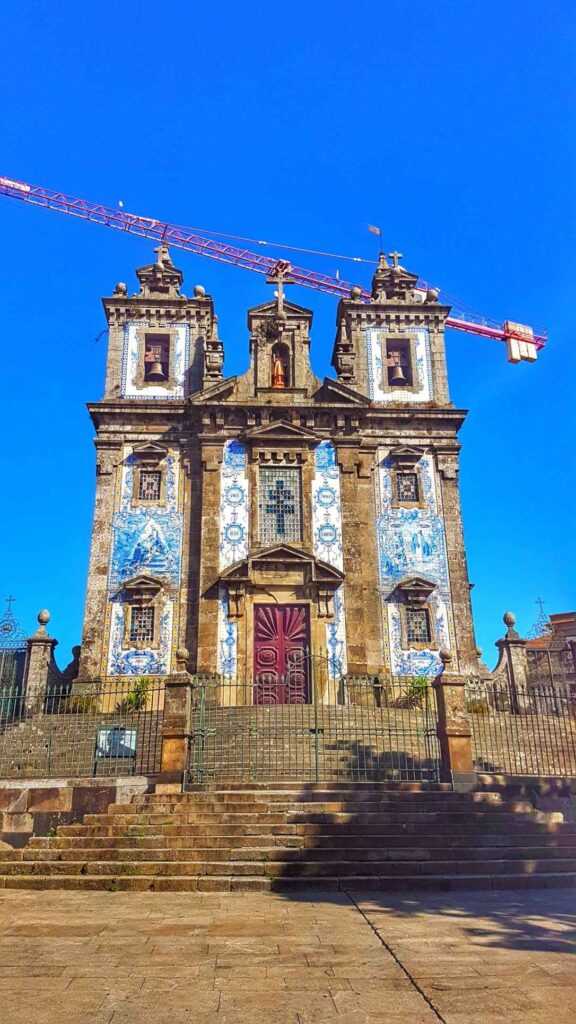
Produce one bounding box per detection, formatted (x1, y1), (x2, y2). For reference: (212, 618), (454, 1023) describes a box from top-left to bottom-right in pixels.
(395, 576), (436, 604)
(216, 546), (343, 619)
(131, 442), (169, 460)
(219, 544), (344, 585)
(116, 574), (164, 599)
(242, 420), (320, 443)
(388, 445), (425, 467)
(313, 378), (369, 406)
(248, 299), (313, 320)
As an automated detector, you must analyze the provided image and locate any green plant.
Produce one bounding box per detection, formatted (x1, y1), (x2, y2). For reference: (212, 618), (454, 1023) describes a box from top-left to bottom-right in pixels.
(63, 694), (99, 715)
(115, 677), (151, 713)
(398, 675), (429, 708)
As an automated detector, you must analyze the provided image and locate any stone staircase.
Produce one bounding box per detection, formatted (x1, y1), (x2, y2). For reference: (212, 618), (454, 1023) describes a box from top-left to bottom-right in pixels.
(1, 781), (576, 892)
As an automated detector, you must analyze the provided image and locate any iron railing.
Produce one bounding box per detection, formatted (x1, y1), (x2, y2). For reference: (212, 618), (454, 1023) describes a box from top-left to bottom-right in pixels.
(466, 676), (576, 776)
(0, 679), (164, 779)
(187, 670), (440, 785)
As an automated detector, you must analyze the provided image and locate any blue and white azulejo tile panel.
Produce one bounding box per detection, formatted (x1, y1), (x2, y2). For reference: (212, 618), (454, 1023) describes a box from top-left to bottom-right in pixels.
(311, 441), (348, 683)
(107, 447), (183, 676)
(312, 441), (343, 571)
(219, 440), (249, 570)
(217, 586), (237, 680)
(110, 449), (183, 589)
(376, 451), (451, 676)
(107, 598), (173, 676)
(121, 322), (190, 399)
(365, 328), (433, 403)
(326, 585), (347, 686)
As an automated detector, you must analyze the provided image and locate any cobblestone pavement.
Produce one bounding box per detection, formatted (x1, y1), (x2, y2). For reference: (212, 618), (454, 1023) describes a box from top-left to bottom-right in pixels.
(0, 887), (574, 1023)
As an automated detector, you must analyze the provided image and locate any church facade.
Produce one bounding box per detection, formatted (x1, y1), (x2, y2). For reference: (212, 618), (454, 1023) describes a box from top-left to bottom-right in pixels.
(77, 246), (480, 700)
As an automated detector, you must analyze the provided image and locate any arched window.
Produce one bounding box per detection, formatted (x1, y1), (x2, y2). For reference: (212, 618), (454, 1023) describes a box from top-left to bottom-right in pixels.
(271, 342), (290, 389)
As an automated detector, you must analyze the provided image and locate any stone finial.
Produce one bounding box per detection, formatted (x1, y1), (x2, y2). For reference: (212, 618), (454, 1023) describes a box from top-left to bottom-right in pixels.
(503, 610), (519, 639)
(194, 284), (206, 297)
(350, 285), (363, 299)
(114, 281), (127, 295)
(36, 609), (50, 636)
(439, 648), (452, 668)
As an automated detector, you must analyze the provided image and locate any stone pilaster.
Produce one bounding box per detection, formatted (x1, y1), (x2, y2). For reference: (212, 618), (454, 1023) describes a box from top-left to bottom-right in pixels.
(77, 444), (118, 681)
(493, 611), (531, 711)
(433, 651), (475, 789)
(436, 451), (479, 674)
(157, 651), (193, 793)
(337, 446), (381, 674)
(23, 611), (59, 714)
(196, 443), (223, 673)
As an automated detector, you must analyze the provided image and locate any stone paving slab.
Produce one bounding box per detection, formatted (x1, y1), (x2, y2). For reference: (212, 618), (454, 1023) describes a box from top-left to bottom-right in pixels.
(0, 887), (574, 1022)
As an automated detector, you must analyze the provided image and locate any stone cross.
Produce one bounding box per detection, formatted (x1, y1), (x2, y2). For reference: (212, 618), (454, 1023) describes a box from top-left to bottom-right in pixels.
(388, 251), (404, 269)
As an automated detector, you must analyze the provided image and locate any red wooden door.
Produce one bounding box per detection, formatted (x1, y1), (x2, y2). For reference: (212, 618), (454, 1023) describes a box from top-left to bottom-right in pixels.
(253, 604), (310, 704)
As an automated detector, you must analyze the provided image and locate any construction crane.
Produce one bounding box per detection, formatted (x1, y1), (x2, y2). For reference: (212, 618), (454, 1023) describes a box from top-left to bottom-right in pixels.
(0, 174), (544, 363)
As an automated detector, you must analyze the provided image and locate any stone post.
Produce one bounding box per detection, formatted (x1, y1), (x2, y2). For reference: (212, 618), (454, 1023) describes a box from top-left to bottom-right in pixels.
(156, 648), (193, 793)
(493, 611), (531, 712)
(23, 610), (59, 714)
(433, 649), (475, 790)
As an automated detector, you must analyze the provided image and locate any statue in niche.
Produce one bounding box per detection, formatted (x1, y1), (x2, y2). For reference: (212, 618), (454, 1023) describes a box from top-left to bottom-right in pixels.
(271, 344), (289, 389)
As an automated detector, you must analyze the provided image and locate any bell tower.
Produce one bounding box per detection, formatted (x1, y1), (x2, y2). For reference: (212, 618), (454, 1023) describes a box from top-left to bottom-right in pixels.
(331, 252), (450, 405)
(102, 244), (223, 400)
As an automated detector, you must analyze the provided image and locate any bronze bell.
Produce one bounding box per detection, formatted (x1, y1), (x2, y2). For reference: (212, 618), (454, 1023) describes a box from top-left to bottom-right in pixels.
(390, 362), (408, 384)
(147, 360), (166, 381)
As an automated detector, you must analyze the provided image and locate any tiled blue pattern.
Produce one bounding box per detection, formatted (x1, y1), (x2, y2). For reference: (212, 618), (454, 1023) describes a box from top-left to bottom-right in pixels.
(376, 452), (450, 676)
(110, 454), (182, 589)
(107, 601), (173, 676)
(312, 441), (347, 680)
(216, 440), (248, 681)
(217, 587), (237, 679)
(366, 328), (434, 403)
(326, 585), (347, 683)
(219, 440), (249, 570)
(107, 448), (183, 676)
(312, 441), (343, 571)
(121, 322), (190, 399)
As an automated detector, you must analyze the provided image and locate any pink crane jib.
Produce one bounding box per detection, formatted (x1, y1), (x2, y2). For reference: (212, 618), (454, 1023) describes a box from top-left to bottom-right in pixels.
(0, 174), (545, 360)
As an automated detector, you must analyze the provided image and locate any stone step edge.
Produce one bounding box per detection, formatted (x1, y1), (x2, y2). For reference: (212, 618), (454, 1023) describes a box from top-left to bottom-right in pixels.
(1, 873), (575, 892)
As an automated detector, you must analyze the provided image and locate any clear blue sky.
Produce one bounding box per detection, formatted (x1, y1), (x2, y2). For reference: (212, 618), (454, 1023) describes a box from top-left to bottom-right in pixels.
(1, 0), (574, 670)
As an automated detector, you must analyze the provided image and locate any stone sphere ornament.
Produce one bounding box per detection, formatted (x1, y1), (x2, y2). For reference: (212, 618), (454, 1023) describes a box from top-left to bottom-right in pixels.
(37, 609), (51, 626)
(503, 611), (516, 627)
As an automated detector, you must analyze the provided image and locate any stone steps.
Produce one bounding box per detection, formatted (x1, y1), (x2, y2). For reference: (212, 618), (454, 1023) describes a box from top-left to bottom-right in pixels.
(2, 781), (575, 892)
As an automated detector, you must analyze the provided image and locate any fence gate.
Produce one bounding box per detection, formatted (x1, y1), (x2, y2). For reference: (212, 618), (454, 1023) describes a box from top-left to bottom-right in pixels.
(188, 667), (440, 785)
(0, 600), (27, 721)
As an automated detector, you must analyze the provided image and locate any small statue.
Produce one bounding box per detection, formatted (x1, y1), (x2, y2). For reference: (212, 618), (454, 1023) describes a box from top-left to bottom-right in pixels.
(272, 353), (287, 389)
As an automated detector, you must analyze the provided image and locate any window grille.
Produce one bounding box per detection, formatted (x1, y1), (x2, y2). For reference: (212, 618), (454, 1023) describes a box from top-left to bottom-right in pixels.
(139, 470), (161, 501)
(259, 467), (302, 545)
(396, 472), (419, 503)
(129, 606), (155, 644)
(406, 607), (431, 644)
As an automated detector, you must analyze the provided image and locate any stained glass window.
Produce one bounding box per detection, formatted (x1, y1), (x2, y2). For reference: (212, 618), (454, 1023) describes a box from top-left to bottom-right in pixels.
(406, 607), (431, 644)
(396, 472), (419, 503)
(139, 470), (162, 502)
(259, 467), (302, 545)
(129, 606), (155, 643)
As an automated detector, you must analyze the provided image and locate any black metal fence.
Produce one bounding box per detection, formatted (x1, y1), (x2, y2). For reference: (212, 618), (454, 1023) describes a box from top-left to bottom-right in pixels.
(466, 676), (576, 776)
(0, 679), (164, 779)
(187, 672), (440, 785)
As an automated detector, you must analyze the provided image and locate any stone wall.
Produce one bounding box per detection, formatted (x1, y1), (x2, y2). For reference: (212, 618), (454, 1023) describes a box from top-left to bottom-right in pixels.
(0, 777), (151, 847)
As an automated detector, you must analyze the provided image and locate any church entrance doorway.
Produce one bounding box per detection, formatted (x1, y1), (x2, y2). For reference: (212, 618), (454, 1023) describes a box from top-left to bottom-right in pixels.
(253, 604), (310, 705)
